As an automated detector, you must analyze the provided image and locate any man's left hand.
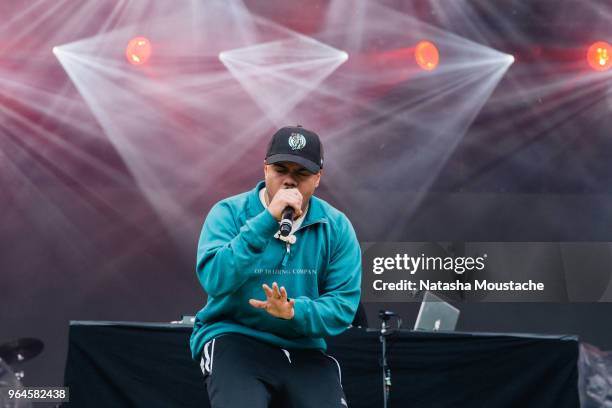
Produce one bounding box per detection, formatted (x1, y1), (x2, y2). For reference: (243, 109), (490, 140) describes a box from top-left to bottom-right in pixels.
(249, 282), (295, 320)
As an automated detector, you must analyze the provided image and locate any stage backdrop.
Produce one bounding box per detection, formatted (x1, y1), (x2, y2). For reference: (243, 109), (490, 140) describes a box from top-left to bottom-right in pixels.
(1, 0), (612, 391)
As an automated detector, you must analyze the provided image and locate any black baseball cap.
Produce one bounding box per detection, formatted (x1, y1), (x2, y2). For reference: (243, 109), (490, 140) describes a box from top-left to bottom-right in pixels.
(265, 125), (324, 173)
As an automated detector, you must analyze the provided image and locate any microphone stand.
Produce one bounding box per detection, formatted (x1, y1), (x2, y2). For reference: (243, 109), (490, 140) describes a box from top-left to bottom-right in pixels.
(379, 310), (400, 408)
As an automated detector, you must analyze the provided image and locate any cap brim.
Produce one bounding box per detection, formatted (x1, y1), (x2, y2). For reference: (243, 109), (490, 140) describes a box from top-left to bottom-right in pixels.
(266, 154), (321, 173)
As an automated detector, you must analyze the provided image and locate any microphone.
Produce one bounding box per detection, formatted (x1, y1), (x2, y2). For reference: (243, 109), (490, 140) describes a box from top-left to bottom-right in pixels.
(378, 310), (397, 321)
(279, 207), (294, 237)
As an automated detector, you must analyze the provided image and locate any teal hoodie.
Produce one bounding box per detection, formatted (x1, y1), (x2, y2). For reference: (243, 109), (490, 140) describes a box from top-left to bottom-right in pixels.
(190, 181), (361, 360)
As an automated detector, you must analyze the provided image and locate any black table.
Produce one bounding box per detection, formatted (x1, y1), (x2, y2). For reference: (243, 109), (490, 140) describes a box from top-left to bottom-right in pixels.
(64, 321), (579, 407)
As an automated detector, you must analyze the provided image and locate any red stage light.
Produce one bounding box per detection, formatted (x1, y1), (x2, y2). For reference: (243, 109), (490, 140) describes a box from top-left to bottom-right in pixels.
(587, 41), (611, 72)
(125, 37), (152, 66)
(415, 41), (439, 71)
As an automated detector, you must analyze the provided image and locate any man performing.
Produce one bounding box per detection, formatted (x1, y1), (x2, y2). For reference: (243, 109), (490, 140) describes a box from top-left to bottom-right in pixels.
(190, 125), (362, 408)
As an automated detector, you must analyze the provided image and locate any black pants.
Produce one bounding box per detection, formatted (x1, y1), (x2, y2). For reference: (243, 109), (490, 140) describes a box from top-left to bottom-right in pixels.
(200, 334), (348, 408)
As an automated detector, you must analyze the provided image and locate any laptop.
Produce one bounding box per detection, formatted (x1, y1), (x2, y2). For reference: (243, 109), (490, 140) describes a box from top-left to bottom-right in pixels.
(414, 291), (460, 331)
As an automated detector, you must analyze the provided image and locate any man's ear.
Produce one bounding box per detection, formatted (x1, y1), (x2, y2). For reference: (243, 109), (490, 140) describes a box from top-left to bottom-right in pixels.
(314, 170), (322, 188)
(263, 161), (268, 177)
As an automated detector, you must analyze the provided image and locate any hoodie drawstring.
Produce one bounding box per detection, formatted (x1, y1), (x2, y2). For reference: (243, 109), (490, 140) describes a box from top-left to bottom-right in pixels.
(281, 243), (290, 267)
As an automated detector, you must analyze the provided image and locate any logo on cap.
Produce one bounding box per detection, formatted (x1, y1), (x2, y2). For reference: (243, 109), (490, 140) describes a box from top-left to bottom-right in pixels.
(288, 133), (306, 151)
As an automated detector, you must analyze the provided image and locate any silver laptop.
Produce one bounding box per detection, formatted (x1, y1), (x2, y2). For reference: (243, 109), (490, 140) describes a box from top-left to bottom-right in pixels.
(414, 291), (460, 331)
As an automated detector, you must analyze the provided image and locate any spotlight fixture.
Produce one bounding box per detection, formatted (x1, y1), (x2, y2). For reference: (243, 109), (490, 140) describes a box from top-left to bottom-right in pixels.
(415, 41), (439, 71)
(587, 41), (611, 72)
(126, 37), (152, 66)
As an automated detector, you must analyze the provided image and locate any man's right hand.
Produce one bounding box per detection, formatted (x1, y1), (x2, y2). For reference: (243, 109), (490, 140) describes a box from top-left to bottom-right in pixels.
(267, 188), (303, 221)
